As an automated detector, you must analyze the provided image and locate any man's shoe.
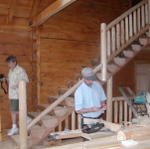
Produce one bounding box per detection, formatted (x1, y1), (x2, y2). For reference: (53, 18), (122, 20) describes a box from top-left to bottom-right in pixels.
(7, 127), (19, 136)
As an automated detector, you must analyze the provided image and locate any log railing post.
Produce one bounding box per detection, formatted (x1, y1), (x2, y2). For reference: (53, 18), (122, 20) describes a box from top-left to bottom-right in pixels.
(101, 23), (107, 81)
(19, 81), (27, 149)
(148, 0), (150, 36)
(106, 77), (113, 122)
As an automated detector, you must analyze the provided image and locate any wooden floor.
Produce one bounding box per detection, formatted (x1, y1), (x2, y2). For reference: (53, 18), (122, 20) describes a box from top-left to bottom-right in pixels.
(0, 138), (17, 149)
(1, 130), (150, 149)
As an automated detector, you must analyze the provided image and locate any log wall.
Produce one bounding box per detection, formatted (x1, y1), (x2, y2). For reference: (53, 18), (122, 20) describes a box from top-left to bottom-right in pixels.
(38, 0), (132, 103)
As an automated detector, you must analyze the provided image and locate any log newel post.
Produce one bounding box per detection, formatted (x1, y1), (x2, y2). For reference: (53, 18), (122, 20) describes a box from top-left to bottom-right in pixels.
(148, 0), (150, 36)
(19, 81), (28, 149)
(106, 77), (113, 122)
(101, 23), (107, 81)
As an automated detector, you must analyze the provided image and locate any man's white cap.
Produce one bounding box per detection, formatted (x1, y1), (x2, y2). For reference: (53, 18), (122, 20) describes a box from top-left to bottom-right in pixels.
(81, 67), (96, 80)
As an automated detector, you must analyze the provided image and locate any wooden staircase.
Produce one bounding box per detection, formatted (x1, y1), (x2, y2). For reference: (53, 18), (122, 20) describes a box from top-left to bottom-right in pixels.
(11, 0), (150, 148)
(95, 36), (150, 80)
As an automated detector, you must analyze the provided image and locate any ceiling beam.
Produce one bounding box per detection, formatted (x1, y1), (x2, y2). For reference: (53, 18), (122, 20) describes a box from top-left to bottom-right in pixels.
(7, 0), (17, 23)
(30, 0), (77, 27)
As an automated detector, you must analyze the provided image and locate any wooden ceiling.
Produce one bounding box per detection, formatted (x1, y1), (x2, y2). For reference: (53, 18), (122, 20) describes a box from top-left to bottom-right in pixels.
(0, 0), (132, 28)
(0, 0), (58, 26)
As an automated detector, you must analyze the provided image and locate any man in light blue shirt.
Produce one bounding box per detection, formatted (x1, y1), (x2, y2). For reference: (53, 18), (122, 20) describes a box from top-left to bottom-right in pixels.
(75, 67), (107, 128)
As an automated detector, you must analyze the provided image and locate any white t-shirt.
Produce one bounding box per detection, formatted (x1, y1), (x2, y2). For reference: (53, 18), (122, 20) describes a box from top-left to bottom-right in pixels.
(75, 81), (106, 118)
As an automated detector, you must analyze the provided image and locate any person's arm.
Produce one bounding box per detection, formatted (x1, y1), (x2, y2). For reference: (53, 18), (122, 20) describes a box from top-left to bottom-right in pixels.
(76, 102), (107, 114)
(76, 106), (101, 114)
(100, 101), (107, 110)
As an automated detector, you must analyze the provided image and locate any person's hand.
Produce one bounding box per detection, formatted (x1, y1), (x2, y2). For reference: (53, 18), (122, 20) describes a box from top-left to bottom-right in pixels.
(91, 106), (102, 112)
(100, 104), (107, 110)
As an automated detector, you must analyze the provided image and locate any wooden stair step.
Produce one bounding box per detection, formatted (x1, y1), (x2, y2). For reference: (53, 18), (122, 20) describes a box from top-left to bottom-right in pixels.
(114, 57), (126, 66)
(47, 95), (67, 106)
(64, 97), (74, 107)
(28, 112), (43, 125)
(58, 88), (68, 95)
(139, 37), (148, 45)
(67, 80), (76, 88)
(107, 63), (119, 73)
(11, 135), (32, 147)
(30, 125), (46, 139)
(47, 95), (59, 104)
(28, 112), (41, 119)
(131, 44), (142, 51)
(28, 112), (51, 125)
(10, 135), (20, 146)
(30, 125), (47, 145)
(37, 104), (49, 111)
(41, 116), (58, 128)
(47, 95), (58, 101)
(54, 106), (68, 117)
(58, 88), (74, 97)
(123, 50), (134, 58)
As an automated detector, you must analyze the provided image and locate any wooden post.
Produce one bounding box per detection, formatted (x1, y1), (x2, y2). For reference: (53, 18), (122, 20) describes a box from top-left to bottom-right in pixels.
(36, 29), (41, 104)
(121, 20), (125, 45)
(19, 81), (28, 149)
(58, 123), (62, 131)
(148, 0), (150, 36)
(100, 23), (107, 81)
(119, 101), (123, 123)
(133, 11), (137, 34)
(107, 30), (111, 57)
(77, 114), (81, 129)
(65, 118), (69, 129)
(106, 77), (113, 122)
(145, 3), (149, 24)
(116, 23), (120, 49)
(114, 101), (118, 123)
(137, 7), (141, 32)
(111, 26), (116, 52)
(125, 16), (129, 41)
(71, 111), (76, 130)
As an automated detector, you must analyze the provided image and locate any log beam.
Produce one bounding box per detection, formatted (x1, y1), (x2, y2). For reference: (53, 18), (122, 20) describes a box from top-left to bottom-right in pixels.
(30, 0), (77, 27)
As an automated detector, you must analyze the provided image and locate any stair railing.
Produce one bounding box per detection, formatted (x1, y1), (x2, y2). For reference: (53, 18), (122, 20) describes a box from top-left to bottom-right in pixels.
(112, 96), (134, 124)
(100, 0), (150, 81)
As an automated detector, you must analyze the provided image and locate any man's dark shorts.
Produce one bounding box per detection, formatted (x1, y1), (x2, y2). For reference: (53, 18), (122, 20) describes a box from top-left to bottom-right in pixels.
(10, 99), (19, 112)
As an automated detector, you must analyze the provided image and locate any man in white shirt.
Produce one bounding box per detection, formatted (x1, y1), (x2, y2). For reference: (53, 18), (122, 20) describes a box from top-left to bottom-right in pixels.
(6, 56), (29, 136)
(75, 67), (107, 131)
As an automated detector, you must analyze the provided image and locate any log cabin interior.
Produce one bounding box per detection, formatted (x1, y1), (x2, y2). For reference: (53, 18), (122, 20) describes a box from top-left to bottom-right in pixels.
(0, 0), (150, 148)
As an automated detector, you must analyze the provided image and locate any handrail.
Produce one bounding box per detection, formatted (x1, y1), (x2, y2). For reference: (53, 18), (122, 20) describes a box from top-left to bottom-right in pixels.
(107, 0), (148, 30)
(27, 64), (102, 130)
(112, 96), (134, 101)
(100, 0), (150, 67)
